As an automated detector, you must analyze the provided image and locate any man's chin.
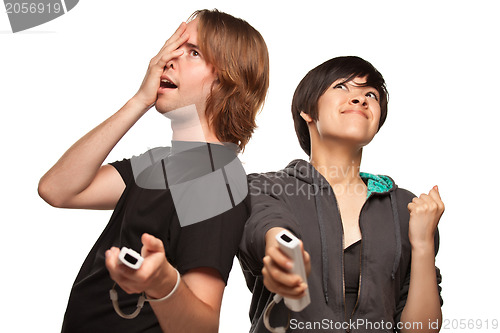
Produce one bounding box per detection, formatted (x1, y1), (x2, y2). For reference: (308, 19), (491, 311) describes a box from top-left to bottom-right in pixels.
(154, 103), (171, 114)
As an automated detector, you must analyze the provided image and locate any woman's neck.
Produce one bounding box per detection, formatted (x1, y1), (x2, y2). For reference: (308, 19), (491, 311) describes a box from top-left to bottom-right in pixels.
(309, 142), (364, 187)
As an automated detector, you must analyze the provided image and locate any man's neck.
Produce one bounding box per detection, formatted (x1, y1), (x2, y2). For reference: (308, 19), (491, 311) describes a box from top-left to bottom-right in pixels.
(165, 104), (220, 144)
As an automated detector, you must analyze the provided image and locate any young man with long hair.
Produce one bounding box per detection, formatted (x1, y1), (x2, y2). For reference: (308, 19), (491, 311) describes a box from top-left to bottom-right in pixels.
(39, 9), (269, 333)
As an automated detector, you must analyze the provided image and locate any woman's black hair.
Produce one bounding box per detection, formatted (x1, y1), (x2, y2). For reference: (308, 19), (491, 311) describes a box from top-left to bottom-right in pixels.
(291, 56), (388, 156)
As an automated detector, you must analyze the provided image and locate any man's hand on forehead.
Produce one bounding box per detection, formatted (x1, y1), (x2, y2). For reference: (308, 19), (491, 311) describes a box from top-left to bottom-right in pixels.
(131, 22), (189, 110)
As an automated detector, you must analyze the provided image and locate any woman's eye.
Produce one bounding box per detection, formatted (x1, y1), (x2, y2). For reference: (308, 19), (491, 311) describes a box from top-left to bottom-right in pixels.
(190, 50), (200, 57)
(366, 92), (378, 100)
(334, 83), (347, 90)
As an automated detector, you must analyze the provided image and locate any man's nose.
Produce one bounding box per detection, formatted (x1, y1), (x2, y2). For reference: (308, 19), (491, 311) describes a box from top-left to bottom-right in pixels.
(165, 59), (175, 70)
(165, 53), (182, 70)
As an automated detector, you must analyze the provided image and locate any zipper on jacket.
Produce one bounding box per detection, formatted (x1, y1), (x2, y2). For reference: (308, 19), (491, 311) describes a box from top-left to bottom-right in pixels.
(329, 187), (354, 333)
(350, 201), (367, 320)
(330, 192), (350, 333)
(342, 232), (348, 332)
(351, 241), (363, 316)
(329, 180), (371, 333)
(344, 198), (368, 332)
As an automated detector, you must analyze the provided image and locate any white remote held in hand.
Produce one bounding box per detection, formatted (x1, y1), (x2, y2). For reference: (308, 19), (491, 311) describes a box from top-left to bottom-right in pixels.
(118, 247), (144, 270)
(275, 230), (311, 312)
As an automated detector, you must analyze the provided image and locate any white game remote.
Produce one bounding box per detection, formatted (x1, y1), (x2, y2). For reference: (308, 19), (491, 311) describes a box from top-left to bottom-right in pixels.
(275, 230), (310, 312)
(118, 247), (144, 270)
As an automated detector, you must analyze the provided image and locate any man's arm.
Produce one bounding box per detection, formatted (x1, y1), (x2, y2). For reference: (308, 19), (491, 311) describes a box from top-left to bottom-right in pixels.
(38, 23), (189, 210)
(37, 100), (146, 209)
(400, 186), (444, 333)
(106, 233), (223, 333)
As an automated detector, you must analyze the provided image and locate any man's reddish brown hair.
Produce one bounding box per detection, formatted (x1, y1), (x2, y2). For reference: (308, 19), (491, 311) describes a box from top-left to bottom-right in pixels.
(191, 9), (269, 151)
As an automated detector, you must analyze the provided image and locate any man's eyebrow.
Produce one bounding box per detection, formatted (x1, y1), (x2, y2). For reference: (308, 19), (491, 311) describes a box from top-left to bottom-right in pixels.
(185, 42), (199, 50)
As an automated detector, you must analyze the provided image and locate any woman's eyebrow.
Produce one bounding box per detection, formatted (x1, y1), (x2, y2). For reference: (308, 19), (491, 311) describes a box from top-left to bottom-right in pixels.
(347, 80), (367, 87)
(347, 81), (377, 91)
(348, 82), (380, 97)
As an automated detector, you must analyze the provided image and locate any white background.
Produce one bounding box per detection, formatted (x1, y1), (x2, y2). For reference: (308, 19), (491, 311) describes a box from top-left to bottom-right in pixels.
(1, 0), (499, 332)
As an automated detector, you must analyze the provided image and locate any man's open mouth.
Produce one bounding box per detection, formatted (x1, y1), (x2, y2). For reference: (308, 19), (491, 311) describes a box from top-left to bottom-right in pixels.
(160, 79), (178, 89)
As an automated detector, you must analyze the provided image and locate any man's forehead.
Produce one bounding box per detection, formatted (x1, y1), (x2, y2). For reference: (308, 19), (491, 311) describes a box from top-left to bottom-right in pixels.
(186, 18), (199, 39)
(185, 18), (199, 44)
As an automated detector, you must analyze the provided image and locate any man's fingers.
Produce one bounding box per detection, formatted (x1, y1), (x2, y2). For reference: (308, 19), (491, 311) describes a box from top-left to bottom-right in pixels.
(173, 21), (187, 37)
(157, 27), (190, 59)
(151, 27), (189, 67)
(150, 48), (184, 71)
(105, 247), (136, 288)
(159, 31), (189, 57)
(106, 243), (160, 295)
(105, 247), (120, 270)
(141, 233), (165, 257)
(158, 22), (187, 52)
(158, 49), (184, 69)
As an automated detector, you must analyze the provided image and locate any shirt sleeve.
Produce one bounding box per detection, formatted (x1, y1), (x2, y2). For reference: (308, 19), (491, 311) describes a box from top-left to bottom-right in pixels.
(172, 197), (249, 285)
(109, 158), (134, 186)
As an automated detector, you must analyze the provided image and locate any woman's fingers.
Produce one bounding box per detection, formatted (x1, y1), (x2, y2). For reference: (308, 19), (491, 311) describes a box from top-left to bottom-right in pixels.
(262, 246), (308, 298)
(262, 256), (307, 298)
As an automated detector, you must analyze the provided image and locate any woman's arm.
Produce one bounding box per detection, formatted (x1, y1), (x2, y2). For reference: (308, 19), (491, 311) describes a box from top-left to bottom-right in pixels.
(239, 173), (304, 274)
(400, 186), (445, 333)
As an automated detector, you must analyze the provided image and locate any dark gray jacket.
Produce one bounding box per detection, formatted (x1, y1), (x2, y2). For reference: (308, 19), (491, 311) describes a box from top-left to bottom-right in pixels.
(239, 160), (442, 332)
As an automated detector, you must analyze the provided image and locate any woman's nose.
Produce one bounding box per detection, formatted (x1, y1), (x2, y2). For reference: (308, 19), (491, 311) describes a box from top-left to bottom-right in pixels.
(350, 94), (367, 106)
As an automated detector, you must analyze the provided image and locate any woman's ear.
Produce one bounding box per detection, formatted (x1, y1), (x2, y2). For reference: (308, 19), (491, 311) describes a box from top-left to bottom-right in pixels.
(300, 111), (313, 123)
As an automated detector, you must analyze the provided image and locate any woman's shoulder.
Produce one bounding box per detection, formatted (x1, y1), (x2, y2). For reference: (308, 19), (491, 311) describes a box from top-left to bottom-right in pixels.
(247, 159), (311, 183)
(395, 187), (416, 201)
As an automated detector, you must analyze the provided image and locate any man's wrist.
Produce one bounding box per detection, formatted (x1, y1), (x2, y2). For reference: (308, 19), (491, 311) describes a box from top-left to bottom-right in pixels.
(146, 264), (180, 299)
(127, 96), (154, 115)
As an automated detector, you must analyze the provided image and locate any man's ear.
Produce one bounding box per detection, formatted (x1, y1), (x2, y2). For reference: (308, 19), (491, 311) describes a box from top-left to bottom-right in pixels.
(300, 111), (313, 123)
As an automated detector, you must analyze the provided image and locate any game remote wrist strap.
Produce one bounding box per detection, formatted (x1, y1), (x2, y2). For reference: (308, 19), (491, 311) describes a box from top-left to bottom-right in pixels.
(109, 268), (181, 319)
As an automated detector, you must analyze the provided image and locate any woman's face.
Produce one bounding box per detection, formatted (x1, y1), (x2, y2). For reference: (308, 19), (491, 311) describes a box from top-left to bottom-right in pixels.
(313, 76), (381, 147)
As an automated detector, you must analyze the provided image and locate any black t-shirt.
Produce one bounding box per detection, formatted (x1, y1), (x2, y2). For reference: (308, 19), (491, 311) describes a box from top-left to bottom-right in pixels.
(344, 239), (361, 318)
(61, 143), (249, 333)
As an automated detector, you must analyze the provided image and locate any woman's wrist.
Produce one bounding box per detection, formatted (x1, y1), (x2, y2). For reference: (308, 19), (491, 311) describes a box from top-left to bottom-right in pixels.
(410, 241), (435, 257)
(265, 227), (286, 247)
